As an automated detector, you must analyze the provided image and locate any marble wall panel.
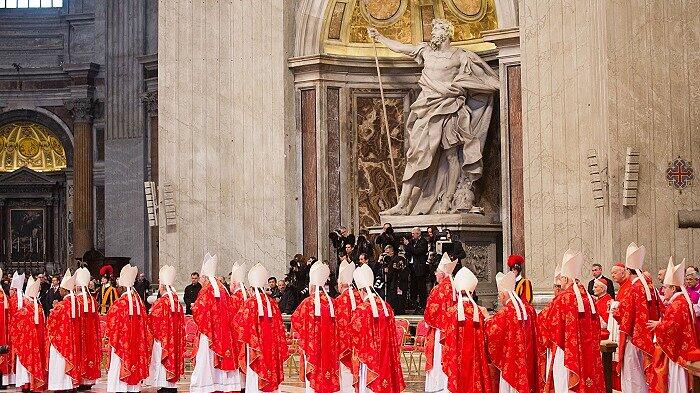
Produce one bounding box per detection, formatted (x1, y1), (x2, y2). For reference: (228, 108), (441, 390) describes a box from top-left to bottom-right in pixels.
(301, 89), (318, 258)
(354, 94), (406, 229)
(327, 88), (341, 237)
(159, 0), (298, 286)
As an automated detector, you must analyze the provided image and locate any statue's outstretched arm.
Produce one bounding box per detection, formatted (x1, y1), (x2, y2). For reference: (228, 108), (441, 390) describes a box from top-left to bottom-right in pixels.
(367, 27), (416, 56)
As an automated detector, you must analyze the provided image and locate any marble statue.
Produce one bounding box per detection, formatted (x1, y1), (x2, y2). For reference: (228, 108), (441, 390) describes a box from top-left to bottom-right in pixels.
(368, 19), (499, 215)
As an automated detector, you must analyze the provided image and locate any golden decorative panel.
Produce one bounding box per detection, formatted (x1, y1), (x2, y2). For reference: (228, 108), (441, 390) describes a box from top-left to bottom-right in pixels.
(324, 0), (498, 57)
(0, 121), (67, 172)
(349, 0), (413, 44)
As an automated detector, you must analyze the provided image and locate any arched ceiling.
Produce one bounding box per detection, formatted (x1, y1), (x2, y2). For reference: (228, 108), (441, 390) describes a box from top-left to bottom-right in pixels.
(322, 0), (498, 57)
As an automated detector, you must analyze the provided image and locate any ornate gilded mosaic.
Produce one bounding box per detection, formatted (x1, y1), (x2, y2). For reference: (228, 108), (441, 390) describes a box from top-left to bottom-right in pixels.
(0, 121), (67, 172)
(323, 0), (498, 56)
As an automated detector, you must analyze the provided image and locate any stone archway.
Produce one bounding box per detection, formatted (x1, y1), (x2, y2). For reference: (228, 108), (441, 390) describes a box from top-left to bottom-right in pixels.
(0, 109), (74, 167)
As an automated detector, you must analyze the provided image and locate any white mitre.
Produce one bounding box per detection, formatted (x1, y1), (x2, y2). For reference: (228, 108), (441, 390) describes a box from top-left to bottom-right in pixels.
(437, 253), (457, 276)
(309, 261), (334, 317)
(60, 268), (75, 291)
(454, 267), (479, 322)
(337, 260), (355, 286)
(248, 263), (272, 317)
(625, 242), (651, 301)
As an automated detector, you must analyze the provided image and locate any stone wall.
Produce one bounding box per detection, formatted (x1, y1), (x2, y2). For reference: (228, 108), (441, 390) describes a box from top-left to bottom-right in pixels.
(520, 0), (700, 291)
(158, 0), (299, 284)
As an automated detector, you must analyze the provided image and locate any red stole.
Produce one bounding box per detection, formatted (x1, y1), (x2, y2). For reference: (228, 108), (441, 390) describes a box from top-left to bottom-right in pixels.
(234, 291), (289, 392)
(617, 278), (658, 380)
(105, 292), (153, 385)
(291, 293), (340, 393)
(423, 277), (455, 373)
(333, 288), (362, 369)
(650, 292), (698, 393)
(47, 294), (82, 384)
(75, 292), (101, 381)
(149, 292), (186, 383)
(350, 296), (405, 393)
(486, 299), (541, 393)
(442, 300), (493, 393)
(545, 284), (605, 393)
(0, 290), (9, 375)
(11, 298), (47, 391)
(227, 289), (248, 373)
(192, 280), (237, 371)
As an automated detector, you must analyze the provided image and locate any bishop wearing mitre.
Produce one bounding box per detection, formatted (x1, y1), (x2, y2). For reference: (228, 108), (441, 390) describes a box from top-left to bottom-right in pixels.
(106, 264), (153, 393)
(440, 267), (492, 393)
(333, 260), (362, 393)
(544, 250), (604, 393)
(486, 271), (540, 393)
(0, 269), (11, 389)
(291, 261), (340, 393)
(7, 271), (26, 387)
(423, 253), (457, 392)
(146, 265), (185, 393)
(74, 267), (101, 389)
(47, 269), (82, 391)
(649, 258), (700, 393)
(350, 263), (405, 393)
(227, 261), (248, 387)
(190, 254), (240, 393)
(235, 263), (289, 393)
(12, 276), (47, 393)
(616, 243), (661, 392)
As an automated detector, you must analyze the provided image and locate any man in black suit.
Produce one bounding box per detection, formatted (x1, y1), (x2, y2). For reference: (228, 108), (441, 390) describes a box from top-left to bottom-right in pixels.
(183, 272), (202, 315)
(403, 227), (429, 312)
(42, 274), (62, 315)
(587, 263), (615, 298)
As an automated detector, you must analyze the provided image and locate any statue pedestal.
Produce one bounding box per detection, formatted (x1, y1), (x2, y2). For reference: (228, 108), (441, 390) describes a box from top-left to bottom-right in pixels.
(370, 213), (503, 308)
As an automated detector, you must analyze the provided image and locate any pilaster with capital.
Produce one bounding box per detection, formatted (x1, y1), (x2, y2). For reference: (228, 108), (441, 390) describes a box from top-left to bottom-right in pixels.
(65, 98), (96, 261)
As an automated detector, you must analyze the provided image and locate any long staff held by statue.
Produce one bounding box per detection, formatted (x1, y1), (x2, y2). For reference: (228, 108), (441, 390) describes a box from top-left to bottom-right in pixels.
(369, 27), (400, 201)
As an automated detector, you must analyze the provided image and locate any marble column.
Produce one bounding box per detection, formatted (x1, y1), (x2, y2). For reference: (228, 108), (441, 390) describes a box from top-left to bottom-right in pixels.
(142, 91), (159, 277)
(66, 98), (95, 262)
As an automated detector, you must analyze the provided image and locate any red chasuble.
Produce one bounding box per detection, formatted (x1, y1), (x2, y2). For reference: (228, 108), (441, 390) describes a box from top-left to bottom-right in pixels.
(235, 292), (289, 392)
(423, 277), (455, 373)
(333, 288), (362, 370)
(228, 289), (248, 374)
(192, 280), (237, 371)
(650, 292), (699, 393)
(538, 299), (559, 393)
(350, 297), (405, 393)
(545, 284), (605, 393)
(0, 290), (9, 375)
(47, 295), (82, 384)
(616, 278), (658, 380)
(486, 299), (541, 393)
(149, 292), (186, 383)
(75, 292), (101, 381)
(105, 292), (153, 385)
(441, 300), (492, 393)
(291, 293), (340, 393)
(595, 293), (612, 339)
(11, 299), (47, 391)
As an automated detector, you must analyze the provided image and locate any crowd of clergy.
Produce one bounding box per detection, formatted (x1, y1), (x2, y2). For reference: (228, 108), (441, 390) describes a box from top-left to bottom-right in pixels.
(0, 241), (697, 393)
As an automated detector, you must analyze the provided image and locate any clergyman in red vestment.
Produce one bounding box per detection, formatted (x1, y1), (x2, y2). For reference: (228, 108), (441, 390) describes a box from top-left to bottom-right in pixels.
(47, 269), (82, 391)
(235, 263), (289, 393)
(592, 279), (613, 340)
(105, 264), (153, 393)
(538, 269), (563, 392)
(74, 267), (101, 388)
(423, 253), (457, 392)
(145, 265), (185, 392)
(291, 261), (340, 393)
(333, 260), (361, 393)
(350, 263), (405, 393)
(190, 254), (241, 393)
(228, 261), (249, 387)
(544, 249), (604, 393)
(7, 271), (26, 387)
(649, 258), (699, 393)
(440, 266), (492, 393)
(0, 268), (11, 388)
(12, 276), (47, 393)
(616, 243), (660, 392)
(486, 270), (540, 393)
